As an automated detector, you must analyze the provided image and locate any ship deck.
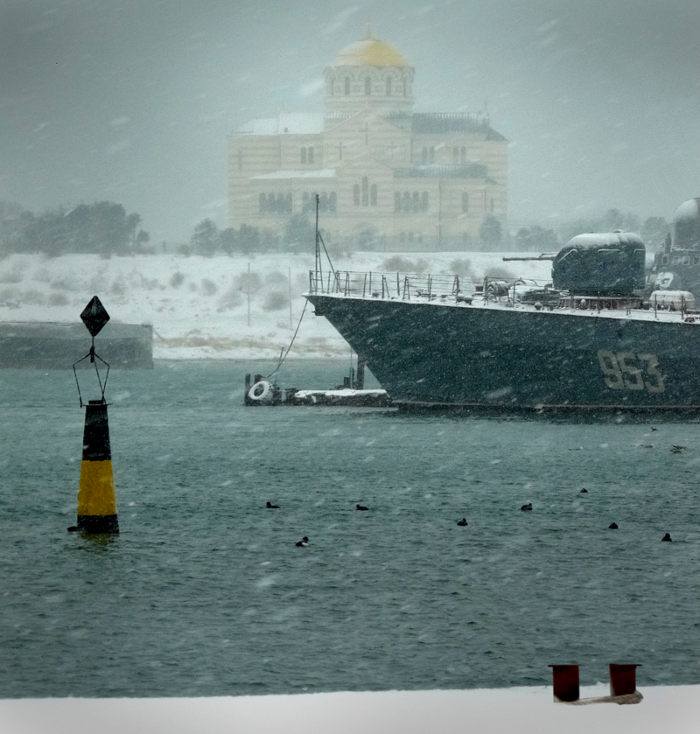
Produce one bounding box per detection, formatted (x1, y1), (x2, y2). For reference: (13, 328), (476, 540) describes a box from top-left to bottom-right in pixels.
(306, 269), (700, 326)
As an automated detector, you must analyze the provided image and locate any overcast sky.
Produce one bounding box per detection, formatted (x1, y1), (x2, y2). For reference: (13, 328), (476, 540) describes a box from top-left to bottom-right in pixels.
(1, 0), (698, 243)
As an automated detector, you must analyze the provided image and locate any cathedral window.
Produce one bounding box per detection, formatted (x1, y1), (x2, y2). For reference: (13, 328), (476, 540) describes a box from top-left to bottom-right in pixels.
(354, 178), (376, 207)
(344, 77), (350, 96)
(460, 146), (467, 163)
(396, 191), (429, 214)
(385, 77), (392, 96)
(301, 148), (306, 164)
(364, 76), (371, 96)
(259, 192), (292, 215)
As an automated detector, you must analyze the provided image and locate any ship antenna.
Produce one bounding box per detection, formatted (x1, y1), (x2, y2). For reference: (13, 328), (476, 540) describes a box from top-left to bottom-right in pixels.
(314, 193), (336, 293)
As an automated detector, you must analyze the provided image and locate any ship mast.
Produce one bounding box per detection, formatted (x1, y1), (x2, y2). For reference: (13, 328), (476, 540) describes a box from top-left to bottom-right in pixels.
(313, 193), (336, 293)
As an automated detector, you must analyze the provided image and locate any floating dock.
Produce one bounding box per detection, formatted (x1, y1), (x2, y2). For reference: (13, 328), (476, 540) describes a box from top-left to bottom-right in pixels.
(244, 364), (392, 408)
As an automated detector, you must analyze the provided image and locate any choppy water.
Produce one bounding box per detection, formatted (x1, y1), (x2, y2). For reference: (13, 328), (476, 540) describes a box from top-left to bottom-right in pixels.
(2, 360), (700, 698)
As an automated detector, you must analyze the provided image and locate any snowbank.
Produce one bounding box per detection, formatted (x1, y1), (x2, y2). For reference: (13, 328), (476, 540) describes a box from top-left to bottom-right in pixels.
(0, 251), (551, 361)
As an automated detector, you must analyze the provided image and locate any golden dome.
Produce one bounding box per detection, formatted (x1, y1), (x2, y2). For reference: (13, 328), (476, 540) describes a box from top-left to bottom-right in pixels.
(332, 34), (409, 68)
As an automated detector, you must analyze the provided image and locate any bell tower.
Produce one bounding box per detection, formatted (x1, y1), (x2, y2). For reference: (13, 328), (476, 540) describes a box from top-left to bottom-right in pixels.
(324, 30), (415, 119)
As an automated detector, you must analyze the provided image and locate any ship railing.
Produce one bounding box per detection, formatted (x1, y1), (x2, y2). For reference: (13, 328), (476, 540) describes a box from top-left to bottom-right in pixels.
(308, 270), (467, 301)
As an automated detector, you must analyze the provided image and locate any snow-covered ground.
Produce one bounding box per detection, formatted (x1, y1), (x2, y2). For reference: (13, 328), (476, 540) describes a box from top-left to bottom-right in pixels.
(0, 251), (552, 360)
(1, 685), (697, 734)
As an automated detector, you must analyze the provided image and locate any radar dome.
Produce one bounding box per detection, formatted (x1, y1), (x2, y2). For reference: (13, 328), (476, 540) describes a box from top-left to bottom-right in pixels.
(672, 198), (700, 249)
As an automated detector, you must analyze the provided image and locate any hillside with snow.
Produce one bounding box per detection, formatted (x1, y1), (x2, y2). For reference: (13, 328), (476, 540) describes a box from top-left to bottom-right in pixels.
(0, 250), (552, 361)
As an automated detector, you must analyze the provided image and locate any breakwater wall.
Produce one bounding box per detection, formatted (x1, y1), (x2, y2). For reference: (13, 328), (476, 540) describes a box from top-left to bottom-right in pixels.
(0, 321), (153, 368)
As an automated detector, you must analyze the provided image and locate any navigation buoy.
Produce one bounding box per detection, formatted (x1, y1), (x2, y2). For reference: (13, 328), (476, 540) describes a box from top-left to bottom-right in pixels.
(68, 296), (119, 534)
(70, 399), (118, 533)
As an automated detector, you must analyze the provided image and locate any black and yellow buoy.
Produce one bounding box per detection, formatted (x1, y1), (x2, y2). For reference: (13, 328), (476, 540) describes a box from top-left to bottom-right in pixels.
(68, 296), (119, 534)
(72, 398), (118, 533)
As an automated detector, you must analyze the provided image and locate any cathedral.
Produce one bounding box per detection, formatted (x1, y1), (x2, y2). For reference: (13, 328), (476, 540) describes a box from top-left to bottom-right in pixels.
(227, 32), (508, 250)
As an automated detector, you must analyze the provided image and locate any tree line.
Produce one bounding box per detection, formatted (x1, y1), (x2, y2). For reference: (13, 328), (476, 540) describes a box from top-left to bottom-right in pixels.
(0, 198), (672, 258)
(0, 201), (150, 256)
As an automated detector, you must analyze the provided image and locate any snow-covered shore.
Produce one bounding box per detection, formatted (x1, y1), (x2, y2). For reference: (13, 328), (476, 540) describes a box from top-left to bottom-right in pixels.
(0, 251), (551, 361)
(1, 685), (697, 734)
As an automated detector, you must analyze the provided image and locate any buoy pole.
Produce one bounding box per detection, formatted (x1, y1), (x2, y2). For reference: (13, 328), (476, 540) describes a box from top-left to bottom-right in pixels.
(73, 399), (118, 533)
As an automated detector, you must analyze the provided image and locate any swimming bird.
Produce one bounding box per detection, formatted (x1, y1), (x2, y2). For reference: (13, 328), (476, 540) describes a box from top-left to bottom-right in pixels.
(662, 532), (672, 542)
(355, 504), (369, 511)
(671, 445), (686, 454)
(266, 501), (280, 509)
(295, 536), (309, 547)
(457, 517), (468, 526)
(521, 502), (533, 511)
(609, 522), (618, 529)
(579, 488), (588, 494)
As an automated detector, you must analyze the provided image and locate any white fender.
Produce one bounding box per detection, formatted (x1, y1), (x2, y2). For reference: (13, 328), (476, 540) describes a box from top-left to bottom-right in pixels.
(248, 380), (274, 404)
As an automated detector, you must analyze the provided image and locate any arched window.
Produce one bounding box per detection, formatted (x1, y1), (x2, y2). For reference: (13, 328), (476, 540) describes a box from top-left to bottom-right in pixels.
(301, 148), (307, 164)
(308, 147), (314, 164)
(344, 77), (350, 96)
(361, 176), (369, 206)
(370, 184), (377, 206)
(394, 192), (401, 212)
(353, 184), (360, 206)
(385, 77), (392, 96)
(421, 192), (429, 211)
(364, 76), (371, 96)
(460, 146), (467, 163)
(462, 192), (469, 213)
(259, 193), (266, 213)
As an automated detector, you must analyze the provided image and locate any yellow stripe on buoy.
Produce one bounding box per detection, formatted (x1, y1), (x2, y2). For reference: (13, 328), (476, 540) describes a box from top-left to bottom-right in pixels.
(78, 461), (117, 516)
(69, 399), (119, 534)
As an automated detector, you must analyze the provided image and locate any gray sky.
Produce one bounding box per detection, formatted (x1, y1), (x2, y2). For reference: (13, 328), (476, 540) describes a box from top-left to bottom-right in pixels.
(1, 0), (698, 243)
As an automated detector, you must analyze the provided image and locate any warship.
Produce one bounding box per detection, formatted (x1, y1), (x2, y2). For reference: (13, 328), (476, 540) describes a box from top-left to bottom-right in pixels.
(305, 199), (700, 412)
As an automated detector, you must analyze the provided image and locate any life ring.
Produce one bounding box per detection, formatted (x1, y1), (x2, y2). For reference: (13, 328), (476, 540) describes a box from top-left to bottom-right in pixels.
(248, 380), (274, 404)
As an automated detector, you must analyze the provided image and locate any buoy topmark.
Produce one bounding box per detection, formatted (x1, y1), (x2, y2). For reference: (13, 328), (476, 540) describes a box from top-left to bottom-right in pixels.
(70, 399), (119, 534)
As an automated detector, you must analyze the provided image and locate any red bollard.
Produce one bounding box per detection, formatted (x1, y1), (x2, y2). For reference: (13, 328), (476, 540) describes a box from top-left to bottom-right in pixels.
(548, 664), (580, 702)
(609, 664), (640, 696)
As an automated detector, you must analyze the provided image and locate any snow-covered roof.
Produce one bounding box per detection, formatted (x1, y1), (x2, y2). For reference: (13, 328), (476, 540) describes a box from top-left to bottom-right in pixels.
(253, 169), (336, 180)
(235, 113), (324, 136)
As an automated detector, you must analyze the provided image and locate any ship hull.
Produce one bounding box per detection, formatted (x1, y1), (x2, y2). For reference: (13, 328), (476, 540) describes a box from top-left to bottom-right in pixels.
(306, 294), (700, 411)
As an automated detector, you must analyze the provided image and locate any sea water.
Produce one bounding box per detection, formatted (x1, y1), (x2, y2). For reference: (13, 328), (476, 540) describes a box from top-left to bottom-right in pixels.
(1, 360), (700, 698)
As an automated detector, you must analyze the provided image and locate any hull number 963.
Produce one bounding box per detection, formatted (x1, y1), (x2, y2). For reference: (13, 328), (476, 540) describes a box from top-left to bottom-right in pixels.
(597, 350), (666, 393)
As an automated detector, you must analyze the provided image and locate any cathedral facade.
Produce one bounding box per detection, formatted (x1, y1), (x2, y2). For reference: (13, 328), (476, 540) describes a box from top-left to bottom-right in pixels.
(228, 33), (508, 250)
